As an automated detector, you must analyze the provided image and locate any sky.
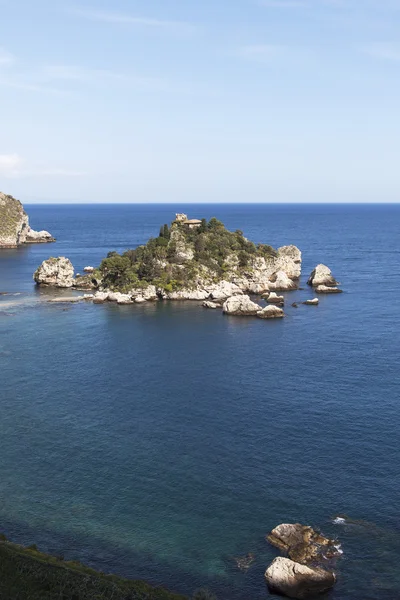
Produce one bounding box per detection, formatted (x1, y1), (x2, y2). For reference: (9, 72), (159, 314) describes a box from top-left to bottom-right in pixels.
(1, 0), (400, 203)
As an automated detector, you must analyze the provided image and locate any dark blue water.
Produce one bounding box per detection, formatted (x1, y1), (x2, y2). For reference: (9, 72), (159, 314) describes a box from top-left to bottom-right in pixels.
(1, 204), (400, 600)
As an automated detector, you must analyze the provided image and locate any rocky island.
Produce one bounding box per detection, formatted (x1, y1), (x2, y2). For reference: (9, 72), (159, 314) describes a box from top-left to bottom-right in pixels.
(0, 192), (55, 248)
(34, 214), (301, 317)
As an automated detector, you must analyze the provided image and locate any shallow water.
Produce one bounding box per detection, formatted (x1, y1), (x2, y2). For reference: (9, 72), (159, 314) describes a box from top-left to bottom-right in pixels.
(1, 204), (400, 599)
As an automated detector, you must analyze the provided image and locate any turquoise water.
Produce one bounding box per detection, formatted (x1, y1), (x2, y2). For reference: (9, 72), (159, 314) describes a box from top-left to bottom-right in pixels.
(1, 204), (400, 599)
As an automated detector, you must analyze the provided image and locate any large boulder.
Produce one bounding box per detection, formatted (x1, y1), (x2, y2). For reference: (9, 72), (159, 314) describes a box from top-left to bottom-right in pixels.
(257, 305), (285, 319)
(265, 291), (284, 305)
(268, 271), (298, 291)
(265, 557), (336, 599)
(33, 257), (75, 288)
(276, 245), (302, 280)
(207, 280), (243, 301)
(308, 264), (338, 288)
(0, 192), (54, 247)
(267, 523), (337, 564)
(223, 295), (262, 316)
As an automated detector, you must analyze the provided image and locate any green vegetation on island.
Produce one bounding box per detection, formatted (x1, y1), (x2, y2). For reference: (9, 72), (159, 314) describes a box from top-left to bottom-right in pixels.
(99, 214), (277, 293)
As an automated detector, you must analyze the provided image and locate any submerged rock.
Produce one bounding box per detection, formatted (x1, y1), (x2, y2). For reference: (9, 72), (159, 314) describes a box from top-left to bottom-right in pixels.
(222, 295), (262, 316)
(265, 557), (336, 599)
(234, 553), (255, 572)
(0, 192), (55, 247)
(34, 257), (75, 288)
(308, 265), (338, 288)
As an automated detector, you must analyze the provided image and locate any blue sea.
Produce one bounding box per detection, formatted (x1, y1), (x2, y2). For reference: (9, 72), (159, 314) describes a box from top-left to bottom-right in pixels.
(1, 204), (400, 600)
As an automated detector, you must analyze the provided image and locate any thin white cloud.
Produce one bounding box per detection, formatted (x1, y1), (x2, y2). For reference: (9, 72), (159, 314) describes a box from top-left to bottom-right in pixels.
(239, 44), (290, 61)
(0, 153), (22, 177)
(238, 44), (312, 66)
(362, 42), (400, 62)
(0, 153), (86, 178)
(69, 6), (195, 34)
(0, 48), (15, 66)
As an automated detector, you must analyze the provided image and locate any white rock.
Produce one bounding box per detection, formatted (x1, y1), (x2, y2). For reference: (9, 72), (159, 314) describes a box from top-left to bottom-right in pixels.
(33, 257), (75, 288)
(93, 291), (110, 303)
(315, 285), (342, 294)
(308, 264), (338, 287)
(84, 266), (94, 273)
(222, 295), (262, 316)
(266, 292), (284, 304)
(207, 280), (243, 300)
(257, 305), (285, 319)
(116, 294), (134, 305)
(265, 557), (335, 599)
(202, 301), (219, 309)
(135, 296), (146, 303)
(303, 298), (319, 305)
(276, 245), (302, 280)
(268, 271), (297, 291)
(166, 289), (209, 301)
(141, 285), (158, 301)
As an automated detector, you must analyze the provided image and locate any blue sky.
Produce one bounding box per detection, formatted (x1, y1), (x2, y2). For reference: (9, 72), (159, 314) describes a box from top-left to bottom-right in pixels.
(1, 0), (400, 203)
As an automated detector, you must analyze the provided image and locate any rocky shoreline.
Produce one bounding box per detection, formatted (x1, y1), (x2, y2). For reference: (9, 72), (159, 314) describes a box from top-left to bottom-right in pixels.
(0, 192), (55, 248)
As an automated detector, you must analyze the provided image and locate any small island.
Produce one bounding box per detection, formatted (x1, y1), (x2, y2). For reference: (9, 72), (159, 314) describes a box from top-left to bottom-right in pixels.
(33, 213), (303, 317)
(0, 192), (55, 248)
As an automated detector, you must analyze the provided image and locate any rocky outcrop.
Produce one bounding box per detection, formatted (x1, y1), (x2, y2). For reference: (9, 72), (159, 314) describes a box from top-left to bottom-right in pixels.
(303, 298), (319, 305)
(268, 271), (298, 291)
(267, 523), (338, 565)
(203, 301), (220, 309)
(208, 281), (243, 301)
(265, 557), (335, 599)
(84, 266), (94, 273)
(0, 192), (54, 247)
(308, 264), (338, 288)
(315, 285), (343, 294)
(276, 245), (302, 280)
(33, 257), (75, 288)
(265, 292), (284, 305)
(257, 305), (285, 319)
(222, 295), (262, 316)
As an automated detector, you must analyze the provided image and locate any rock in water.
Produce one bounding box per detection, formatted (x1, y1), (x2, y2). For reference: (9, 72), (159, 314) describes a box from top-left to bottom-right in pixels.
(0, 192), (55, 247)
(315, 285), (343, 294)
(267, 523), (337, 564)
(257, 305), (285, 319)
(307, 264), (338, 288)
(222, 295), (262, 316)
(303, 298), (319, 305)
(203, 301), (219, 309)
(265, 557), (336, 599)
(265, 292), (285, 304)
(34, 257), (75, 288)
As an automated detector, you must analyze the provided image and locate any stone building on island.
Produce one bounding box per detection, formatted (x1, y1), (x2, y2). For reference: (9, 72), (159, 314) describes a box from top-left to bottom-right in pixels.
(174, 213), (202, 229)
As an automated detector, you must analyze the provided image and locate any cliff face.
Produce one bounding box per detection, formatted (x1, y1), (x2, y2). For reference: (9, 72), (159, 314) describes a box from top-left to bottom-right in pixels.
(0, 192), (55, 248)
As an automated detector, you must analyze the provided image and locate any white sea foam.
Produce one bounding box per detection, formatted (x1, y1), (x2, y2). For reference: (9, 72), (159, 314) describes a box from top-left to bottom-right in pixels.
(334, 543), (343, 555)
(333, 517), (346, 525)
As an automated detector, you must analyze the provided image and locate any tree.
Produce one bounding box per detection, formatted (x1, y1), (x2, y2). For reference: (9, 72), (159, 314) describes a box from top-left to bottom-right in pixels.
(163, 223), (170, 239)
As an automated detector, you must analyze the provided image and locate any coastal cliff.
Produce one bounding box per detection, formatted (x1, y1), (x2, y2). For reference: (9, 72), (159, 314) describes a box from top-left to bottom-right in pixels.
(0, 192), (55, 248)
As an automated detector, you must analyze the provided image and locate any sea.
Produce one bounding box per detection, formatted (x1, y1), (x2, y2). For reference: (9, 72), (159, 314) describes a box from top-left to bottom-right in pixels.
(1, 203), (399, 600)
